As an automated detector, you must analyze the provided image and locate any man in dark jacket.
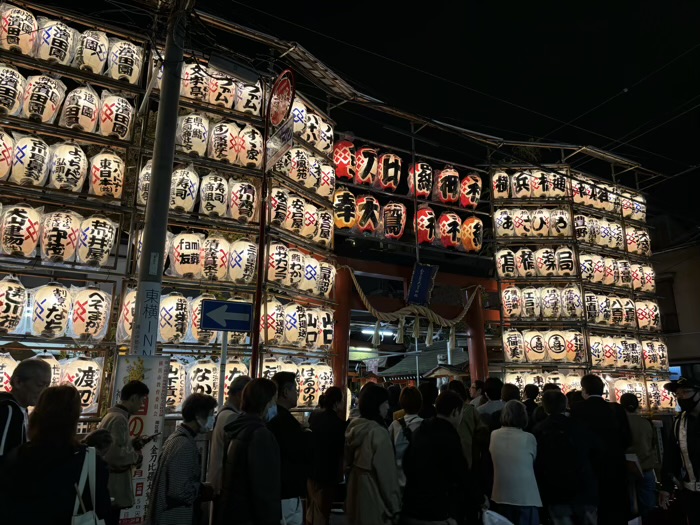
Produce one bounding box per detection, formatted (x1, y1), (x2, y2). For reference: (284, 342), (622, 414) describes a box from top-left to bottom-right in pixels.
(534, 390), (598, 525)
(0, 359), (51, 466)
(218, 378), (280, 525)
(523, 384), (539, 421)
(571, 374), (631, 525)
(402, 391), (477, 525)
(268, 371), (311, 525)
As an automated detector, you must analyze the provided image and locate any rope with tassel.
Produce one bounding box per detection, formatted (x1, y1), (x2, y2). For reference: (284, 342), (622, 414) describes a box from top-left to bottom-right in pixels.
(337, 265), (484, 348)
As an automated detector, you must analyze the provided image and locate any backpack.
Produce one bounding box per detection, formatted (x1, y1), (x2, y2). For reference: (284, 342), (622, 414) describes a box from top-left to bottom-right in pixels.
(398, 417), (413, 443)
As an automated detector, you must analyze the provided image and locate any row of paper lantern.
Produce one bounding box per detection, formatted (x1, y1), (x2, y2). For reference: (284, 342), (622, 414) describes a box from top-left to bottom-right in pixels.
(291, 98), (334, 154)
(0, 205), (117, 266)
(496, 246), (576, 279)
(0, 5), (143, 83)
(0, 277), (111, 341)
(584, 294), (661, 330)
(580, 253), (656, 292)
(0, 133), (125, 197)
(332, 190), (484, 251)
(334, 141), (482, 207)
(588, 336), (668, 370)
(265, 242), (336, 298)
(269, 187), (334, 246)
(575, 214), (651, 256)
(502, 285), (584, 319)
(0, 353), (103, 413)
(260, 298), (334, 349)
(272, 146), (336, 199)
(502, 329), (586, 363)
(494, 207), (572, 237)
(491, 170), (647, 223)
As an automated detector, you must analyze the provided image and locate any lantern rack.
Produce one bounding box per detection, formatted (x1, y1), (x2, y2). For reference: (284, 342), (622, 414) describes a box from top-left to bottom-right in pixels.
(134, 210), (260, 237)
(291, 135), (334, 165)
(576, 242), (650, 265)
(263, 285), (336, 309)
(492, 236), (576, 246)
(0, 182), (130, 215)
(156, 343), (252, 355)
(159, 276), (257, 296)
(269, 169), (334, 210)
(581, 282), (638, 297)
(493, 198), (570, 207)
(260, 344), (335, 359)
(500, 276), (580, 284)
(149, 90), (265, 128)
(138, 148), (266, 181)
(268, 226), (333, 258)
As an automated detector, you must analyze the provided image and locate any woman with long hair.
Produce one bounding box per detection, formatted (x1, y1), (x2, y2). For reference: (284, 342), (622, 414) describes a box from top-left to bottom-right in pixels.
(0, 385), (111, 525)
(345, 383), (401, 525)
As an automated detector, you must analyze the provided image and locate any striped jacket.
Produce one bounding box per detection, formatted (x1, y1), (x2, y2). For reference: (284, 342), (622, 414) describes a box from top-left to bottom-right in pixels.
(0, 393), (26, 465)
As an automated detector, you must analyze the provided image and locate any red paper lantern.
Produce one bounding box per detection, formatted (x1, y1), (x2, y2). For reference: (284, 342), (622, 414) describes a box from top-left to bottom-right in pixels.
(355, 147), (378, 186)
(376, 153), (402, 191)
(408, 162), (433, 198)
(434, 167), (460, 204)
(438, 212), (461, 248)
(460, 173), (482, 208)
(415, 206), (436, 245)
(461, 216), (483, 252)
(356, 195), (380, 233)
(382, 202), (407, 240)
(333, 140), (356, 181)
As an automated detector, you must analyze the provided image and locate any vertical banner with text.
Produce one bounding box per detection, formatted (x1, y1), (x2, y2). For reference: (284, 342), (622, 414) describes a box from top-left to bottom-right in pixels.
(113, 355), (170, 525)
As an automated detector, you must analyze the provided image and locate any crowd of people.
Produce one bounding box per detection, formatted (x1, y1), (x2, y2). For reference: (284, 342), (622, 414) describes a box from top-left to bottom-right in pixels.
(0, 357), (699, 525)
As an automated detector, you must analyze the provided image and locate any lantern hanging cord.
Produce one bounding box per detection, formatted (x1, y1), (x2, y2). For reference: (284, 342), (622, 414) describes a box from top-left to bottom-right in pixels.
(337, 265), (483, 327)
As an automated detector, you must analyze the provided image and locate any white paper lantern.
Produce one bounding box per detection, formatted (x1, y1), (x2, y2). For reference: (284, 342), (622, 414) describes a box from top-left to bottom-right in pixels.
(496, 249), (517, 279)
(618, 259), (632, 289)
(116, 289), (137, 343)
(89, 151), (124, 199)
(228, 240), (257, 284)
(41, 211), (81, 262)
(61, 356), (101, 413)
(236, 125), (263, 169)
(572, 177), (592, 206)
(77, 216), (116, 267)
(502, 329), (526, 363)
(608, 296), (624, 327)
(302, 113), (321, 146)
(524, 330), (547, 362)
(647, 382), (675, 411)
(636, 301), (651, 330)
(0, 65), (24, 116)
(579, 253), (594, 282)
(283, 195), (306, 233)
(261, 298), (285, 344)
(631, 194), (647, 222)
(609, 222), (624, 250)
(201, 236), (230, 281)
(545, 331), (567, 361)
(512, 208), (532, 237)
(510, 171), (532, 198)
(514, 248), (536, 278)
(69, 288), (111, 341)
(270, 186), (290, 226)
(590, 254), (605, 284)
(555, 246), (576, 276)
(306, 155), (322, 190)
(296, 363), (319, 407)
(630, 263), (645, 291)
(181, 62), (208, 100)
(299, 256), (321, 293)
(641, 265), (656, 293)
(318, 163), (336, 199)
(0, 276), (25, 333)
(501, 286), (522, 319)
(166, 359), (186, 412)
(222, 357), (249, 394)
(588, 335), (605, 367)
(520, 287), (541, 320)
(636, 229), (651, 257)
(535, 248), (557, 277)
(99, 95), (133, 140)
(315, 362), (336, 399)
(564, 331), (586, 363)
(188, 358), (219, 397)
(530, 170), (548, 198)
(541, 287), (561, 319)
(22, 75), (66, 123)
(0, 129), (13, 181)
(208, 68), (236, 108)
(301, 202), (319, 239)
(198, 174), (228, 217)
(208, 122), (243, 164)
(280, 249), (303, 289)
(234, 81), (263, 116)
(614, 379), (646, 407)
(289, 147), (310, 185)
(305, 308), (321, 349)
(622, 297), (637, 328)
(316, 261), (336, 298)
(318, 120), (334, 154)
(74, 30), (108, 74)
(642, 341), (659, 371)
(0, 6), (36, 55)
(33, 353), (61, 386)
(647, 301), (661, 331)
(602, 337), (620, 368)
(1, 205), (41, 256)
(169, 167), (199, 212)
(229, 181), (257, 223)
(32, 283), (71, 338)
(584, 292), (598, 323)
(176, 114), (209, 157)
(107, 39), (143, 85)
(574, 215), (595, 244)
(656, 340), (669, 370)
(170, 233), (202, 278)
(603, 257), (619, 286)
(618, 338), (642, 369)
(48, 142), (88, 192)
(530, 209), (551, 237)
(313, 209), (334, 247)
(11, 135), (50, 186)
(547, 171), (569, 198)
(291, 98), (307, 136)
(595, 295), (611, 325)
(494, 209), (514, 237)
(550, 208), (572, 237)
(318, 309), (334, 349)
(159, 293), (189, 344)
(505, 372), (528, 394)
(267, 242), (289, 284)
(491, 171), (510, 199)
(189, 294), (217, 344)
(561, 285), (583, 319)
(36, 19), (75, 65)
(562, 374), (583, 396)
(283, 302), (307, 347)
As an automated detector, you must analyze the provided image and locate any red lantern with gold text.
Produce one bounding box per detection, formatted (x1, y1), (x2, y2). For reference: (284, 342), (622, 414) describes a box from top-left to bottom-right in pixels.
(333, 140), (356, 181)
(355, 195), (380, 234)
(332, 188), (356, 229)
(460, 173), (482, 208)
(438, 212), (461, 248)
(415, 206), (436, 245)
(355, 147), (378, 186)
(376, 153), (402, 192)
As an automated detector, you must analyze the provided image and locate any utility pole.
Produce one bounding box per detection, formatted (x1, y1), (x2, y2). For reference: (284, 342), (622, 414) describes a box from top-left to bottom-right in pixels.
(131, 0), (187, 355)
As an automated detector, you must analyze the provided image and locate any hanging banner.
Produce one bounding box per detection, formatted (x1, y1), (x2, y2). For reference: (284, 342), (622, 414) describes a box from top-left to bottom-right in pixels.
(406, 263), (439, 306)
(113, 355), (170, 525)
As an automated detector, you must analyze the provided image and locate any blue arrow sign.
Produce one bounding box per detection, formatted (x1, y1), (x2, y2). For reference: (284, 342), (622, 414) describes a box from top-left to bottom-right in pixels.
(201, 300), (254, 332)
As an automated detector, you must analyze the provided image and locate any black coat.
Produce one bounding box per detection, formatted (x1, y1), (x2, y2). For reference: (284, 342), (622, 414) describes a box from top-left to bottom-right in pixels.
(267, 405), (312, 499)
(309, 409), (345, 486)
(219, 415), (281, 525)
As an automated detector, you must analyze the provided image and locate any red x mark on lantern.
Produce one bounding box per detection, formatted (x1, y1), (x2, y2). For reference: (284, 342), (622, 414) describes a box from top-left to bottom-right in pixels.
(24, 219), (38, 243)
(101, 103), (115, 123)
(73, 300), (87, 323)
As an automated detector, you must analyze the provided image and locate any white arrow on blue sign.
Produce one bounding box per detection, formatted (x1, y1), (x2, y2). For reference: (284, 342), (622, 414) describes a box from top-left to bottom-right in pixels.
(200, 300), (254, 332)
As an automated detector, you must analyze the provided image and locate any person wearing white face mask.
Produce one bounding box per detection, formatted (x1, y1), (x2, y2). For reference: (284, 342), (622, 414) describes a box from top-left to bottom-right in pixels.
(147, 393), (218, 525)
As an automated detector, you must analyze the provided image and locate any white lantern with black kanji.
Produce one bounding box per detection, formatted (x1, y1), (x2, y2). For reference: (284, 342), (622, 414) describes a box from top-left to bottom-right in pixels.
(306, 155), (322, 190)
(602, 257), (618, 286)
(235, 81), (263, 116)
(77, 216), (116, 267)
(74, 30), (108, 74)
(116, 288), (136, 343)
(0, 65), (24, 116)
(642, 340), (659, 371)
(614, 379), (646, 407)
(318, 163), (336, 200)
(529, 170), (548, 198)
(618, 259), (632, 288)
(501, 286), (522, 319)
(228, 239), (257, 284)
(524, 330), (546, 362)
(596, 295), (611, 325)
(1, 204), (42, 256)
(314, 209), (334, 247)
(514, 248), (535, 277)
(35, 19), (75, 65)
(496, 248), (517, 279)
(630, 264), (644, 291)
(377, 153), (402, 192)
(169, 166), (199, 213)
(31, 282), (71, 338)
(593, 218), (609, 246)
(40, 211), (81, 263)
(647, 301), (661, 331)
(267, 242), (289, 284)
(434, 167), (460, 204)
(207, 67), (236, 108)
(555, 246), (576, 276)
(316, 261), (336, 299)
(166, 359), (186, 413)
(530, 209), (550, 237)
(229, 181), (257, 223)
(237, 125), (263, 169)
(170, 232), (203, 278)
(284, 249), (304, 288)
(588, 335), (605, 367)
(302, 309), (318, 350)
(208, 122), (243, 164)
(545, 331), (567, 361)
(535, 248), (556, 277)
(259, 357), (282, 380)
(317, 309), (334, 350)
(564, 331), (586, 363)
(647, 381), (675, 411)
(269, 186), (289, 226)
(491, 170), (509, 199)
(521, 287), (541, 320)
(60, 86), (99, 133)
(550, 208), (572, 237)
(656, 340), (669, 370)
(291, 98), (307, 135)
(283, 302), (307, 347)
(601, 337), (619, 368)
(283, 194), (305, 233)
(572, 177), (593, 206)
(382, 202), (406, 240)
(636, 229), (651, 257)
(512, 209), (531, 237)
(579, 253), (594, 282)
(61, 356), (101, 413)
(136, 160), (151, 206)
(69, 287), (111, 341)
(106, 39), (143, 84)
(222, 357), (249, 394)
(198, 173), (228, 217)
(0, 276), (25, 334)
(48, 142), (88, 192)
(541, 287), (561, 319)
(89, 150), (124, 199)
(300, 256), (321, 293)
(98, 93), (133, 140)
(22, 75), (66, 123)
(502, 329), (526, 363)
(509, 171), (532, 199)
(0, 129), (13, 180)
(408, 161), (433, 198)
(11, 135), (50, 186)
(301, 202), (319, 239)
(584, 292), (598, 323)
(622, 297), (636, 328)
(296, 363), (319, 407)
(609, 222), (624, 250)
(33, 352), (61, 386)
(261, 298), (285, 344)
(0, 5), (36, 55)
(574, 215), (595, 244)
(619, 338), (643, 369)
(302, 112), (321, 146)
(158, 293), (189, 344)
(288, 147), (310, 185)
(201, 236), (229, 281)
(316, 362), (336, 399)
(641, 265), (656, 293)
(356, 195), (381, 235)
(189, 294), (217, 344)
(561, 285), (583, 319)
(180, 62), (208, 100)
(176, 114), (209, 157)
(494, 208), (514, 237)
(187, 358), (219, 398)
(355, 147), (378, 186)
